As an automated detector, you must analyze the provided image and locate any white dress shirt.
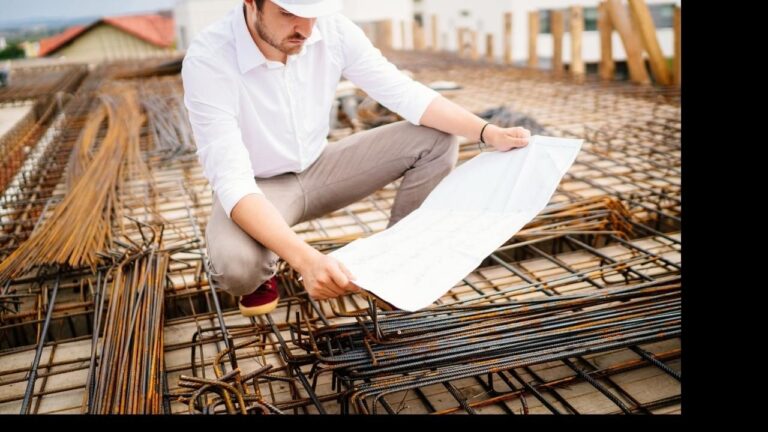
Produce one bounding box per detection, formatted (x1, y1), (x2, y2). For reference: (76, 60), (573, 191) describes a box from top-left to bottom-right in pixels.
(182, 5), (440, 218)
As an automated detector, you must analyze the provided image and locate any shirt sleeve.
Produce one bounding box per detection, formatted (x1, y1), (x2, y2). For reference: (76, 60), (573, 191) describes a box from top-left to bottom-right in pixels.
(335, 15), (440, 126)
(182, 55), (264, 219)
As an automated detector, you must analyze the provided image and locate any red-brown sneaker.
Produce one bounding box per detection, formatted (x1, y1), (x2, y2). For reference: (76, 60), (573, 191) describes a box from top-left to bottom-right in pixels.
(238, 276), (279, 316)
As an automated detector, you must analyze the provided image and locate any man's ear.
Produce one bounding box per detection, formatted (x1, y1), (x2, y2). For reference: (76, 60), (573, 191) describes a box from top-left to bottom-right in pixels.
(244, 0), (259, 17)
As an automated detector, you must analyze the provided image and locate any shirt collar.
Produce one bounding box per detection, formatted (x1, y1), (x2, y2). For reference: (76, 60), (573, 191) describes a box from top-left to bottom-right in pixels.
(232, 5), (323, 74)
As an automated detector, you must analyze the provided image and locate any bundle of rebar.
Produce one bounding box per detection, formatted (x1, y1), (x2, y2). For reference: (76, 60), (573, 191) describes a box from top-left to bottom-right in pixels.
(0, 65), (87, 192)
(302, 277), (679, 413)
(0, 65), (88, 104)
(86, 227), (168, 414)
(0, 83), (149, 282)
(138, 78), (195, 157)
(0, 69), (108, 260)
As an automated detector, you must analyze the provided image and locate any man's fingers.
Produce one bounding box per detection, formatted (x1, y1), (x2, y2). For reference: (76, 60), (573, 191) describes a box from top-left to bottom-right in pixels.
(323, 276), (347, 297)
(498, 138), (529, 151)
(306, 275), (338, 300)
(337, 262), (361, 292)
(511, 126), (531, 137)
(339, 261), (356, 281)
(311, 284), (337, 300)
(348, 281), (363, 293)
(504, 127), (531, 139)
(308, 285), (328, 300)
(501, 132), (529, 144)
(329, 264), (350, 289)
(308, 258), (363, 300)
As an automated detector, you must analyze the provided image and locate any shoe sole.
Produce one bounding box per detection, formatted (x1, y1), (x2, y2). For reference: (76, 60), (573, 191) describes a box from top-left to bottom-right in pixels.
(239, 297), (279, 316)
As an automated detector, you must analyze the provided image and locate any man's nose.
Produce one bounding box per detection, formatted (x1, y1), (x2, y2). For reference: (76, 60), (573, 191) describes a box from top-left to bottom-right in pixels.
(295, 17), (315, 38)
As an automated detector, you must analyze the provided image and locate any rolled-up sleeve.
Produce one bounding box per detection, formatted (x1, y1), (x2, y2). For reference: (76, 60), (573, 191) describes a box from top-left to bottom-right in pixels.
(336, 16), (439, 126)
(182, 55), (264, 218)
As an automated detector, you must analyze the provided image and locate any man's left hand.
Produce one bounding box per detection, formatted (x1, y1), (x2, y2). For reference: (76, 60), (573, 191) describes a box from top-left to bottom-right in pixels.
(484, 125), (531, 152)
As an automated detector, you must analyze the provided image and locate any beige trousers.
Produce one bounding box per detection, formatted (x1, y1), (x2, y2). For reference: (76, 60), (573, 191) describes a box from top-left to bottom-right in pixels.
(206, 121), (459, 296)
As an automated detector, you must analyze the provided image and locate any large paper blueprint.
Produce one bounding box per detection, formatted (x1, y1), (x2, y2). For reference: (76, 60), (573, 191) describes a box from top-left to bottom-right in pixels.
(330, 135), (583, 312)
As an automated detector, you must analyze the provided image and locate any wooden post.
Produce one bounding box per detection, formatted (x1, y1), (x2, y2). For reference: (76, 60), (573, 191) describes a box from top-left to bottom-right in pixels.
(486, 33), (494, 61)
(470, 30), (479, 61)
(413, 21), (426, 50)
(528, 11), (539, 68)
(598, 1), (615, 80)
(381, 19), (393, 50)
(431, 15), (439, 51)
(551, 10), (564, 74)
(400, 20), (407, 50)
(605, 0), (650, 84)
(371, 22), (380, 48)
(570, 6), (585, 77)
(503, 12), (513, 64)
(674, 6), (681, 87)
(628, 0), (672, 85)
(457, 28), (465, 57)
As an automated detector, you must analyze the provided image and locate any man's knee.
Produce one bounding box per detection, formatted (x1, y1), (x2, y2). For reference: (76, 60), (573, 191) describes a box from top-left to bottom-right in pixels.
(208, 247), (277, 297)
(439, 132), (459, 163)
(428, 129), (459, 171)
(401, 122), (460, 162)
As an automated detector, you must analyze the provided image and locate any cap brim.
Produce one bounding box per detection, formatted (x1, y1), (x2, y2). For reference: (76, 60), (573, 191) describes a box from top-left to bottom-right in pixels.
(271, 0), (343, 18)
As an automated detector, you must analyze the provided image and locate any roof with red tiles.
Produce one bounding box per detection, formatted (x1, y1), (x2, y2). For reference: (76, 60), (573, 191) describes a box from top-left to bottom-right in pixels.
(38, 14), (174, 57)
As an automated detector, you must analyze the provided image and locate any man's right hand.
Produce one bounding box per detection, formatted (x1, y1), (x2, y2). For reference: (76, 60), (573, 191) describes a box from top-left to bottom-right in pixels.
(230, 194), (361, 300)
(295, 250), (361, 300)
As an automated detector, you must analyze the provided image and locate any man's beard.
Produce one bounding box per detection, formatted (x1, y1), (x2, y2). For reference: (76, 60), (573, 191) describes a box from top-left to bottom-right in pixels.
(254, 12), (306, 55)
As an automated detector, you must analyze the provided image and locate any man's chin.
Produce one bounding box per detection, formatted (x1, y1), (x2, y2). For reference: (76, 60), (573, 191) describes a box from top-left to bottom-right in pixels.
(281, 41), (305, 55)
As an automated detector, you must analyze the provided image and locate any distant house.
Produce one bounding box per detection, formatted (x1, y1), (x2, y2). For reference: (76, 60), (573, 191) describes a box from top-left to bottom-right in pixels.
(38, 13), (175, 62)
(19, 41), (40, 58)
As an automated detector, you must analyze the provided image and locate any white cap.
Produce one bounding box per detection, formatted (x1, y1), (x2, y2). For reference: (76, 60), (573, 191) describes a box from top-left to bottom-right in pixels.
(270, 0), (343, 18)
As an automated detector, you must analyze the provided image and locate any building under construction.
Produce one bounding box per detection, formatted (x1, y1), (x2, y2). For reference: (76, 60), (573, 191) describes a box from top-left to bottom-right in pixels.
(0, 3), (681, 415)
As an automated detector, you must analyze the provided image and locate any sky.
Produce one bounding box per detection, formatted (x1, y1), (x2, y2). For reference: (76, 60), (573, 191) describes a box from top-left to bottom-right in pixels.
(1, 0), (178, 26)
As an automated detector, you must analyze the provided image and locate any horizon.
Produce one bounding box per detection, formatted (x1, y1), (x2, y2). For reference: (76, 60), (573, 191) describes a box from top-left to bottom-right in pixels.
(0, 0), (177, 29)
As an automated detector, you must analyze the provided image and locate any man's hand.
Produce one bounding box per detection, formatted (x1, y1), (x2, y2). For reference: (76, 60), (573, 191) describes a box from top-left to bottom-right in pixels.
(295, 250), (361, 300)
(484, 125), (531, 152)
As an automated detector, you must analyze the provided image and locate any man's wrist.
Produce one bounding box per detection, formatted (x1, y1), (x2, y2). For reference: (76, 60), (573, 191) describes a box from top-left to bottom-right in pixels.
(480, 122), (491, 144)
(289, 243), (321, 273)
(481, 123), (498, 149)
